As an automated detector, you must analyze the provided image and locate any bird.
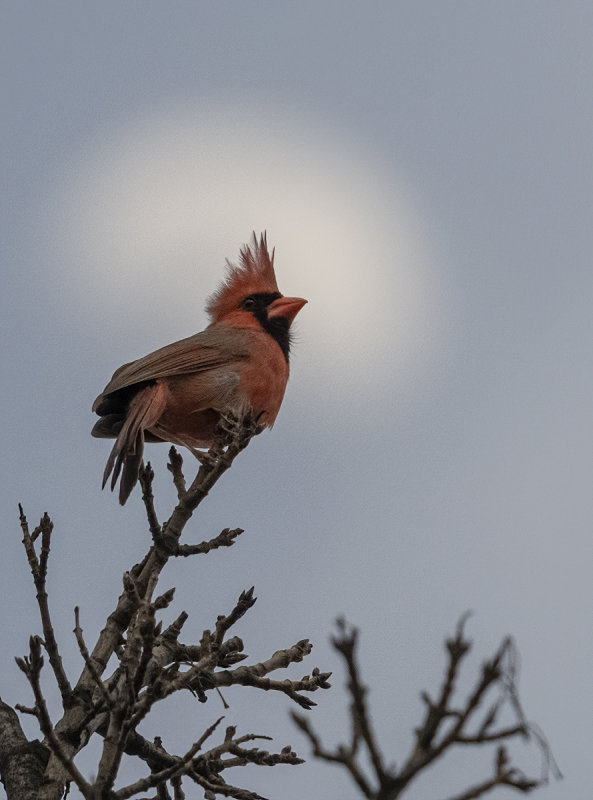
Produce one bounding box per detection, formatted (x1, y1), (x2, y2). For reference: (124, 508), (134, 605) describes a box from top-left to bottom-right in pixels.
(92, 233), (307, 505)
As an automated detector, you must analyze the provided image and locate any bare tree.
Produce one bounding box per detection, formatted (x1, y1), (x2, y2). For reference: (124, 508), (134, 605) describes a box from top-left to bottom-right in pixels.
(0, 418), (330, 800)
(293, 617), (561, 800)
(0, 418), (558, 800)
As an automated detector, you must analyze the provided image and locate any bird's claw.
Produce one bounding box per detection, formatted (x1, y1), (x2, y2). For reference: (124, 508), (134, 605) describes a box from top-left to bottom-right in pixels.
(217, 410), (242, 439)
(215, 411), (265, 449)
(242, 411), (266, 440)
(187, 412), (265, 469)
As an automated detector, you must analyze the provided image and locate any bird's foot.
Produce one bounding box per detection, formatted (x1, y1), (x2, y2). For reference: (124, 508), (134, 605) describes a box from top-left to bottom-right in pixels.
(218, 410), (265, 446)
(241, 411), (266, 441)
(216, 410), (243, 440)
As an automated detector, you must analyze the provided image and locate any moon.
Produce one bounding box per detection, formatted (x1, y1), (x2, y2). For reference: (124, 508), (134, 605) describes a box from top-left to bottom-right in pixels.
(44, 102), (445, 409)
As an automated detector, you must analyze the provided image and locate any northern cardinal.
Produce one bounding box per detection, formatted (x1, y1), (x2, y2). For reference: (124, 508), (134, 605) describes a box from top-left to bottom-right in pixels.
(92, 233), (307, 504)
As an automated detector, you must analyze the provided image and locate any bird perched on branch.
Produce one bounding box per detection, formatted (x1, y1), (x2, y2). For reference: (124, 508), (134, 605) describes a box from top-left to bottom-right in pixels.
(92, 233), (307, 504)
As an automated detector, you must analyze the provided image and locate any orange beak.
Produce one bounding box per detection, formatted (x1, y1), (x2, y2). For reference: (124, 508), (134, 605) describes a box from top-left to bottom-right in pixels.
(267, 295), (308, 324)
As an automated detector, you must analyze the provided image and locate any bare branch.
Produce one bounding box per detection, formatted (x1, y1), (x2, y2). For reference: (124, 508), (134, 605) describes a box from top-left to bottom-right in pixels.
(139, 461), (162, 539)
(214, 587), (257, 643)
(213, 642), (331, 709)
(174, 527), (244, 557)
(456, 725), (526, 744)
(8, 418), (328, 799)
(295, 617), (554, 800)
(18, 505), (72, 703)
(123, 595), (329, 730)
(32, 419), (260, 799)
(159, 414), (259, 549)
(167, 447), (186, 499)
(332, 618), (385, 784)
(292, 711), (375, 798)
(16, 636), (91, 797)
(115, 717), (224, 799)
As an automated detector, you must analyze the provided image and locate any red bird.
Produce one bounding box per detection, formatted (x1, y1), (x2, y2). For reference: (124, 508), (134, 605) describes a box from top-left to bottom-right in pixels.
(92, 233), (307, 504)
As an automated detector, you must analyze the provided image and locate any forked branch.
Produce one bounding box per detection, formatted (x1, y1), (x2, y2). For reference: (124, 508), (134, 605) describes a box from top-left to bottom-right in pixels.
(293, 616), (559, 800)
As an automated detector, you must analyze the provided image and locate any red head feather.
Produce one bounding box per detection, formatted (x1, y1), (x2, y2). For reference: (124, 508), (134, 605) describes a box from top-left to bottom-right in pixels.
(206, 232), (280, 323)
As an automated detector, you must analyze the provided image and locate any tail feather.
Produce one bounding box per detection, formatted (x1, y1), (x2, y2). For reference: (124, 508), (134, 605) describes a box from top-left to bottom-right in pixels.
(118, 431), (143, 505)
(92, 414), (124, 439)
(101, 383), (168, 504)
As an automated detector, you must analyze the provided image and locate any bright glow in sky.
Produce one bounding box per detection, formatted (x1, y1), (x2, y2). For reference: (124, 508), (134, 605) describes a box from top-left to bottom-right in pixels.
(46, 104), (445, 405)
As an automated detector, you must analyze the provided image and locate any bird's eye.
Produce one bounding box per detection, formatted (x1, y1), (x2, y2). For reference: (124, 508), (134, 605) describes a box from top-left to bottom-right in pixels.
(242, 297), (257, 311)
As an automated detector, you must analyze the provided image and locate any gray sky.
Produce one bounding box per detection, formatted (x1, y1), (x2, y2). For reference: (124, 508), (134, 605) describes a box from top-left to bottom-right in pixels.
(2, 3), (591, 799)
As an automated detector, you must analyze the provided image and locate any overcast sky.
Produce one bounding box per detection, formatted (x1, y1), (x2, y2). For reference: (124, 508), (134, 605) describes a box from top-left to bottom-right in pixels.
(2, 3), (591, 799)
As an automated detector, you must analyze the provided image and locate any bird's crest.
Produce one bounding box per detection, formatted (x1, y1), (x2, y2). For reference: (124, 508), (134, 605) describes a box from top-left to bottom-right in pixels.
(206, 232), (280, 322)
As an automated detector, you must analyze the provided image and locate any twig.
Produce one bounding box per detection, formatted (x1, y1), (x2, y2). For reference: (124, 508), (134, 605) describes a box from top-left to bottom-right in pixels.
(139, 462), (162, 539)
(213, 641), (331, 709)
(292, 712), (374, 798)
(18, 505), (72, 703)
(174, 527), (244, 556)
(214, 587), (257, 643)
(167, 447), (186, 498)
(115, 717), (224, 799)
(332, 619), (385, 784)
(73, 606), (113, 710)
(160, 417), (257, 548)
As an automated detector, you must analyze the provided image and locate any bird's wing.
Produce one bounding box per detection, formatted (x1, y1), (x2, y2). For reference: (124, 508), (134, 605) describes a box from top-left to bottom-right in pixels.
(93, 326), (249, 408)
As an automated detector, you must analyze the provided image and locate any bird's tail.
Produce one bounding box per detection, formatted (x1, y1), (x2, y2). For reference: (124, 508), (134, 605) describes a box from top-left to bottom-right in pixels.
(102, 384), (166, 504)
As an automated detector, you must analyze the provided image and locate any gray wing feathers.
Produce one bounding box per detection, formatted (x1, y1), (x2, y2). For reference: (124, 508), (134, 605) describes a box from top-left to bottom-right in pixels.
(93, 327), (249, 409)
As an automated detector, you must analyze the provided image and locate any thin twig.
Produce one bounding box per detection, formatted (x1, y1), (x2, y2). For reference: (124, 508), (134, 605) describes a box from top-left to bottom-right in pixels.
(18, 505), (72, 703)
(332, 619), (385, 784)
(174, 527), (244, 556)
(167, 447), (186, 498)
(73, 606), (113, 709)
(115, 717), (224, 799)
(139, 461), (162, 539)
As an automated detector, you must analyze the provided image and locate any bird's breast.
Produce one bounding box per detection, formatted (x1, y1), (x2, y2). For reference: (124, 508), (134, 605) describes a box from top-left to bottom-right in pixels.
(147, 330), (289, 447)
(237, 331), (290, 427)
